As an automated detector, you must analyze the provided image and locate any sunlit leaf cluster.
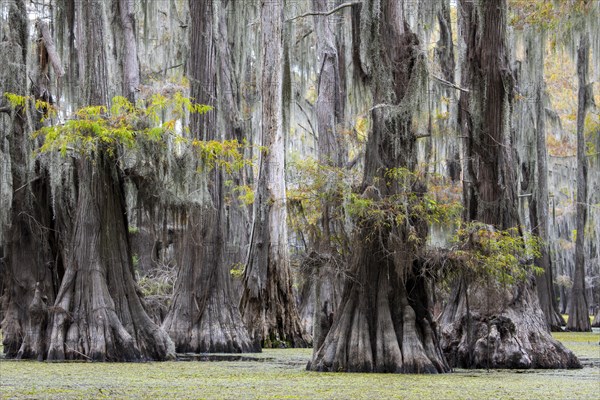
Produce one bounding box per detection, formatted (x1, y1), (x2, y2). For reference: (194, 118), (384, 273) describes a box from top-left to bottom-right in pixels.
(32, 94), (213, 157)
(449, 222), (543, 286)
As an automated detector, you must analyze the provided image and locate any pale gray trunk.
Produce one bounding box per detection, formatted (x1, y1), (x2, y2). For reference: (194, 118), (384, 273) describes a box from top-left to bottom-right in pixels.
(567, 33), (591, 332)
(531, 31), (564, 331)
(117, 0), (140, 102)
(240, 0), (310, 348)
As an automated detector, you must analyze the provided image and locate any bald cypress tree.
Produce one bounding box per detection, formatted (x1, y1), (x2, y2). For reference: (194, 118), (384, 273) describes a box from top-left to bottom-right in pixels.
(438, 0), (580, 369)
(308, 0), (449, 373)
(46, 0), (174, 361)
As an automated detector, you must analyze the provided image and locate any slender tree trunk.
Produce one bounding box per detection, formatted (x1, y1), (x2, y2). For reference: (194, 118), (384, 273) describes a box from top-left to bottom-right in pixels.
(567, 33), (591, 332)
(240, 0), (310, 348)
(162, 0), (257, 353)
(46, 0), (174, 361)
(296, 0), (346, 350)
(309, 0), (449, 373)
(439, 0), (580, 369)
(530, 31), (564, 331)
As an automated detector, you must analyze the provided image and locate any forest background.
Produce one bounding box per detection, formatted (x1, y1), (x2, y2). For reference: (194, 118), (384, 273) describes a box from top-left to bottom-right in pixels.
(0, 0), (599, 381)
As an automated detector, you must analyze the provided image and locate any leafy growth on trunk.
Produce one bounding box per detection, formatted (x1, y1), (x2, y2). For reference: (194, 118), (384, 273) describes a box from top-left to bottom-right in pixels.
(449, 222), (543, 285)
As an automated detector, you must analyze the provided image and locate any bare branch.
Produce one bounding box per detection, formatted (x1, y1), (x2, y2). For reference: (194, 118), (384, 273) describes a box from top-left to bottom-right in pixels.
(36, 19), (65, 78)
(286, 1), (361, 23)
(431, 74), (469, 93)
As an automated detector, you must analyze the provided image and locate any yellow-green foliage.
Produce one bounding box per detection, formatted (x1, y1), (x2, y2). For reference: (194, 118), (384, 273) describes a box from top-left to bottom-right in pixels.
(29, 94), (253, 175)
(191, 139), (247, 173)
(4, 92), (28, 108)
(4, 92), (57, 121)
(287, 159), (462, 251)
(450, 222), (543, 285)
(34, 94), (213, 156)
(233, 184), (255, 205)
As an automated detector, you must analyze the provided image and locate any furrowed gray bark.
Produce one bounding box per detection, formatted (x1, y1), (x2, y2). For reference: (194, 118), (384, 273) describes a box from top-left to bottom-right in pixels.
(46, 0), (175, 362)
(0, 0), (59, 361)
(117, 0), (141, 102)
(439, 0), (580, 369)
(161, 0), (257, 354)
(567, 33), (591, 333)
(309, 0), (449, 373)
(240, 0), (310, 348)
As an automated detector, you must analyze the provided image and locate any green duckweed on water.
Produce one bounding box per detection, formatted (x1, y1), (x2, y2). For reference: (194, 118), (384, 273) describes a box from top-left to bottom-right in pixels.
(0, 332), (598, 399)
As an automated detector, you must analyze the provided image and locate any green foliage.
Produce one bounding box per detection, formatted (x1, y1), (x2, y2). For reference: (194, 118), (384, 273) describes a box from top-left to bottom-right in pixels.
(287, 157), (463, 256)
(132, 253), (140, 268)
(4, 92), (28, 107)
(229, 262), (244, 279)
(34, 94), (211, 156)
(449, 222), (543, 285)
(191, 139), (248, 174)
(233, 184), (255, 205)
(346, 169), (462, 230)
(30, 94), (253, 175)
(287, 156), (352, 241)
(4, 92), (57, 121)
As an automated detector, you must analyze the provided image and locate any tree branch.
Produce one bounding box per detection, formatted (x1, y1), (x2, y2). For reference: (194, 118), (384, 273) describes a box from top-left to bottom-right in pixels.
(286, 1), (361, 23)
(36, 19), (65, 78)
(431, 74), (469, 93)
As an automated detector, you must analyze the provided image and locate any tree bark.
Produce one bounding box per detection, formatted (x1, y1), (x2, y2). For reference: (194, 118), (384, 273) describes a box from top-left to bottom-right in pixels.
(0, 0), (59, 360)
(439, 0), (580, 369)
(295, 0), (346, 350)
(240, 0), (310, 348)
(117, 0), (141, 103)
(308, 0), (449, 373)
(567, 33), (591, 332)
(162, 0), (258, 354)
(529, 31), (564, 331)
(46, 0), (175, 361)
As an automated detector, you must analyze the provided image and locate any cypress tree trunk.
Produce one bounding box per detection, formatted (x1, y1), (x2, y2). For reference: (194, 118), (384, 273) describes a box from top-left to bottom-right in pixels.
(46, 0), (174, 361)
(296, 0), (345, 350)
(567, 33), (591, 332)
(162, 0), (258, 354)
(308, 0), (449, 373)
(529, 31), (564, 331)
(0, 0), (59, 360)
(439, 0), (580, 369)
(240, 0), (310, 348)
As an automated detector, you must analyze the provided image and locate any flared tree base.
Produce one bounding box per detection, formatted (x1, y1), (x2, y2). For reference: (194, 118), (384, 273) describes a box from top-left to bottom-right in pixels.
(440, 279), (581, 369)
(308, 248), (450, 374)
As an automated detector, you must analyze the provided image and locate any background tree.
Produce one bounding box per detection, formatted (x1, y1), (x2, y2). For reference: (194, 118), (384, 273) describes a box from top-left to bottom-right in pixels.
(240, 0), (310, 348)
(0, 0), (58, 359)
(292, 0), (347, 350)
(567, 33), (592, 332)
(161, 0), (257, 353)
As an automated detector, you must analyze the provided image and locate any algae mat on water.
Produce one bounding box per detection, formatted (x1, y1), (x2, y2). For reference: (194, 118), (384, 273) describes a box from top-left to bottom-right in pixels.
(0, 333), (599, 399)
